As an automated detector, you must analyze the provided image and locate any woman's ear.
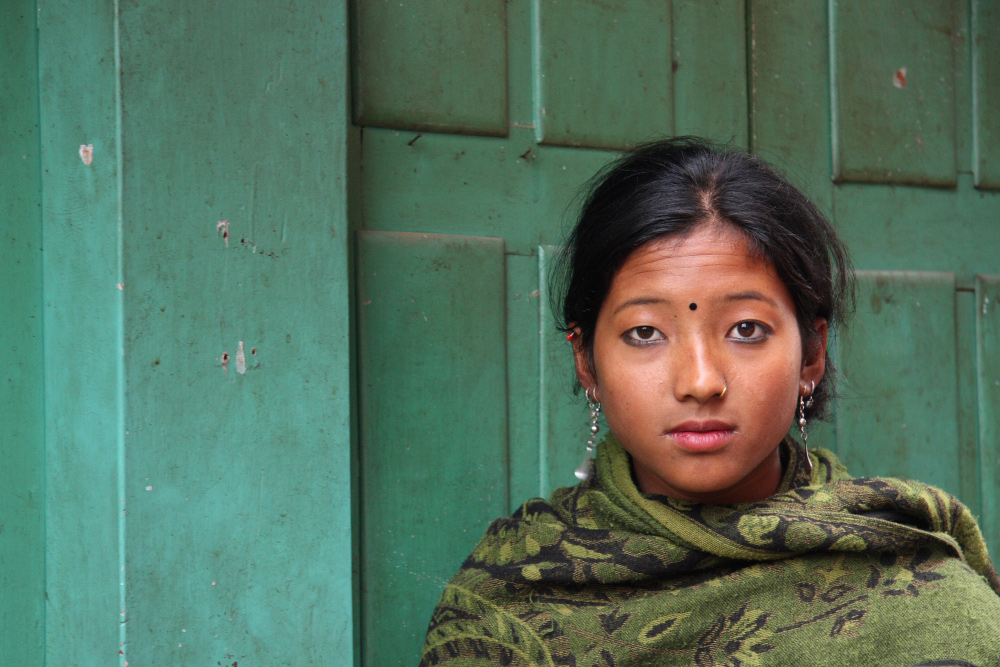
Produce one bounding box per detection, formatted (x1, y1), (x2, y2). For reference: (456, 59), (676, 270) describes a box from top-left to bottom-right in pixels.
(801, 318), (828, 389)
(571, 328), (598, 391)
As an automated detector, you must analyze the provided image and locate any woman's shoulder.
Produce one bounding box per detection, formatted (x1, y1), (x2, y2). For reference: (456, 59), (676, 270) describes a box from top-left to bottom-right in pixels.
(461, 483), (601, 567)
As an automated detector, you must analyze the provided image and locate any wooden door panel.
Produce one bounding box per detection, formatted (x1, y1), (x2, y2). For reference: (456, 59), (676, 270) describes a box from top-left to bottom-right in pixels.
(673, 0), (748, 145)
(749, 0), (832, 213)
(976, 275), (1000, 558)
(836, 272), (962, 495)
(833, 179), (1000, 285)
(537, 0), (672, 149)
(357, 231), (509, 666)
(832, 0), (958, 186)
(506, 253), (544, 509)
(353, 2), (1000, 663)
(352, 0), (508, 135)
(973, 0), (1000, 188)
(360, 127), (613, 255)
(956, 290), (984, 518)
(504, 248), (587, 505)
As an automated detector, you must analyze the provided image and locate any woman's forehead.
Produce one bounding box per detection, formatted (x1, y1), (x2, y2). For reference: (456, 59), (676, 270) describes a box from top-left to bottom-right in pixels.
(606, 225), (790, 307)
(618, 225), (770, 278)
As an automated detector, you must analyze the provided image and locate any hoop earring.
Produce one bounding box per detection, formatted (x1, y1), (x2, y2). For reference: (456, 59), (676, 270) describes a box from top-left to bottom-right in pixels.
(575, 387), (601, 481)
(798, 381), (815, 474)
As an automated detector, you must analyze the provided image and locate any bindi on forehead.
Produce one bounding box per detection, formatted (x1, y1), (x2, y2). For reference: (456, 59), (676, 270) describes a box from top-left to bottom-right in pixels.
(689, 302), (697, 311)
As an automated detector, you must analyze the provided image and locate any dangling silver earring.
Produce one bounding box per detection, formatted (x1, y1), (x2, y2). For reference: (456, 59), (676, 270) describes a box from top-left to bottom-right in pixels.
(798, 381), (815, 474)
(575, 387), (601, 481)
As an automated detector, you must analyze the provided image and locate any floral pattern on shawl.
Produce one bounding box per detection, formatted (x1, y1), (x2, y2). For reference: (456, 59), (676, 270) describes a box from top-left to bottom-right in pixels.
(421, 438), (1000, 666)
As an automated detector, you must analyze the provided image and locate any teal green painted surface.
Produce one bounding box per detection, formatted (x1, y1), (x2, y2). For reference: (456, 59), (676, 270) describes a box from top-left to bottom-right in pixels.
(538, 245), (586, 496)
(361, 128), (612, 256)
(38, 1), (124, 659)
(119, 2), (353, 663)
(956, 290), (983, 518)
(837, 273), (962, 495)
(973, 0), (1000, 188)
(33, 0), (354, 663)
(832, 0), (957, 185)
(952, 0), (972, 178)
(352, 0), (508, 135)
(673, 0), (748, 146)
(0, 2), (45, 665)
(351, 1), (1000, 662)
(977, 276), (1000, 562)
(538, 0), (672, 148)
(833, 177), (1000, 286)
(750, 0), (833, 214)
(505, 254), (543, 509)
(357, 231), (509, 666)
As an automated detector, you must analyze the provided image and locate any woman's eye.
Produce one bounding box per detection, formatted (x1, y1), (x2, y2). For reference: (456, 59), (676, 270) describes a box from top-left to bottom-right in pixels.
(625, 326), (665, 344)
(728, 321), (769, 341)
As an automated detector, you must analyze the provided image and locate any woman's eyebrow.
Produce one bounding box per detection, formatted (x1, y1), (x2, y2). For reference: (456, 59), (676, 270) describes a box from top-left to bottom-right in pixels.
(724, 291), (778, 307)
(612, 297), (670, 315)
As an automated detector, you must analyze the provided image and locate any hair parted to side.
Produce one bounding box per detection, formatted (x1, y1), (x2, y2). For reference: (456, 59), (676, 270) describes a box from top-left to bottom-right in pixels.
(557, 137), (855, 421)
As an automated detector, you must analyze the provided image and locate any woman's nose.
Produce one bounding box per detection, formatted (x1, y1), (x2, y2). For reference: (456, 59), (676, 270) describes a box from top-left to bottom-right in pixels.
(672, 340), (726, 402)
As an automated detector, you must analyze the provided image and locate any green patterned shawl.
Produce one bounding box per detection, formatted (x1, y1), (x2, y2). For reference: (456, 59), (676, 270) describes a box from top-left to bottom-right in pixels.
(421, 437), (1000, 666)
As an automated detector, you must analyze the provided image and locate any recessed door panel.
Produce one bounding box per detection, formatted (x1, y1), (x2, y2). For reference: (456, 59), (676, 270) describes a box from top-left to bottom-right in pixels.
(750, 0), (832, 213)
(673, 0), (748, 145)
(973, 0), (1000, 188)
(357, 231), (508, 666)
(836, 272), (961, 495)
(976, 275), (1000, 559)
(832, 0), (957, 186)
(537, 0), (672, 149)
(352, 0), (508, 135)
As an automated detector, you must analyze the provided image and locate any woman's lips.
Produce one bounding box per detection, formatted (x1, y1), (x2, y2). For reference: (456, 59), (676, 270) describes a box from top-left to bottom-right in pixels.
(667, 421), (736, 452)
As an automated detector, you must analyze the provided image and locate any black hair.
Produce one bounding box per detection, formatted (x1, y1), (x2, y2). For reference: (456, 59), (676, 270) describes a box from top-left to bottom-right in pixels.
(558, 137), (854, 420)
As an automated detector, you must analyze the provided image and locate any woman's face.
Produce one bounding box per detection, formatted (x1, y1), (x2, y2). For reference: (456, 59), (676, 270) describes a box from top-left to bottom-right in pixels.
(573, 222), (827, 504)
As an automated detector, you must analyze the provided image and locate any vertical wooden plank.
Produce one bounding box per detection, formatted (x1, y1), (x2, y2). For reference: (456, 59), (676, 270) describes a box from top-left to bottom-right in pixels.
(539, 245), (587, 495)
(117, 2), (353, 664)
(37, 1), (123, 660)
(39, 1), (355, 664)
(750, 0), (833, 214)
(673, 0), (748, 146)
(837, 272), (962, 496)
(505, 0), (539, 140)
(976, 276), (1000, 561)
(0, 2), (45, 664)
(358, 231), (508, 667)
(956, 289), (981, 517)
(352, 0), (508, 136)
(973, 0), (1000, 188)
(506, 254), (542, 510)
(537, 0), (672, 149)
(952, 0), (972, 176)
(831, 0), (958, 186)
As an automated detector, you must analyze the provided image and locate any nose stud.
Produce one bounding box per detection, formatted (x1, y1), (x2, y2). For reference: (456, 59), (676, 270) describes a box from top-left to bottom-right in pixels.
(719, 384), (727, 399)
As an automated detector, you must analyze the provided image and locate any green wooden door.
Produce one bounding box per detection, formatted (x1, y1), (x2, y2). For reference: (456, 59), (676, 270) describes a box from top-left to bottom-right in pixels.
(352, 1), (743, 663)
(2, 1), (356, 664)
(353, 1), (1000, 664)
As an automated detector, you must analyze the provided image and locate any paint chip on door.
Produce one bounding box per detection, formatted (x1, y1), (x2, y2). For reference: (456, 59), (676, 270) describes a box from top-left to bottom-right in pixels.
(217, 220), (230, 247)
(236, 340), (247, 374)
(79, 144), (94, 165)
(893, 68), (907, 89)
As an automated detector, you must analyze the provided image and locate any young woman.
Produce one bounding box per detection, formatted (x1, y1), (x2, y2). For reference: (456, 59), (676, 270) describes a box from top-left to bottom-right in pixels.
(420, 138), (1000, 665)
